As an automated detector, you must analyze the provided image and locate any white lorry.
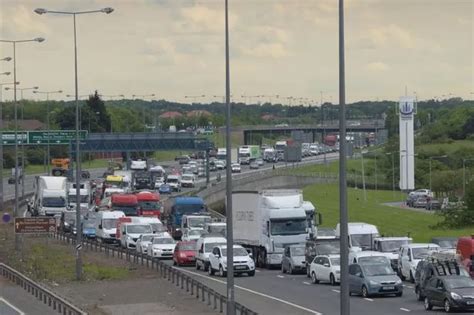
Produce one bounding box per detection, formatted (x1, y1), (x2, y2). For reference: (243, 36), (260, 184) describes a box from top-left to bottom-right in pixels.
(263, 148), (277, 163)
(232, 190), (310, 268)
(68, 182), (93, 212)
(30, 176), (68, 216)
(130, 159), (147, 171)
(335, 222), (380, 252)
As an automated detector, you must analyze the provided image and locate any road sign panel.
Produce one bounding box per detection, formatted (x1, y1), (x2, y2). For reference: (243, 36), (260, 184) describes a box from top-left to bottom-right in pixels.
(14, 217), (57, 234)
(28, 130), (88, 144)
(1, 132), (27, 145)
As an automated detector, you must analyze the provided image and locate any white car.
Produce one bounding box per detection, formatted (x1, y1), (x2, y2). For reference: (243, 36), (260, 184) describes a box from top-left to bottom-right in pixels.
(182, 228), (204, 242)
(154, 178), (165, 189)
(136, 233), (156, 254)
(181, 174), (195, 188)
(208, 245), (255, 277)
(398, 243), (440, 282)
(310, 254), (340, 285)
(147, 236), (176, 259)
(408, 189), (433, 198)
(256, 158), (264, 166)
(231, 163), (241, 173)
(215, 161), (226, 170)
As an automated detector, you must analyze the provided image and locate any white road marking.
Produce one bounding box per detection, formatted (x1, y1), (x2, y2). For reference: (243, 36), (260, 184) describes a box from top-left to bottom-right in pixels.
(277, 275), (285, 278)
(363, 298), (374, 302)
(303, 281), (311, 285)
(0, 297), (26, 315)
(405, 285), (413, 289)
(332, 289), (340, 293)
(400, 308), (411, 312)
(175, 267), (323, 315)
(255, 270), (260, 272)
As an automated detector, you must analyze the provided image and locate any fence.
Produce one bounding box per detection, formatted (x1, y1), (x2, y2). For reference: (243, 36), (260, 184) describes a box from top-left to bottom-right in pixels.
(0, 262), (87, 315)
(52, 233), (257, 315)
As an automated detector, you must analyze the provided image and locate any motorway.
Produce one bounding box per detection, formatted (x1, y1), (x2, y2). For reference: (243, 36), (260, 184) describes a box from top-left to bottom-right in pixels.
(0, 277), (53, 315)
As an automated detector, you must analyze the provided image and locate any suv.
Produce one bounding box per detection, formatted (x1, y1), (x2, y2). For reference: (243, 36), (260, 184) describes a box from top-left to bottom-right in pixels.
(208, 245), (255, 277)
(305, 238), (340, 277)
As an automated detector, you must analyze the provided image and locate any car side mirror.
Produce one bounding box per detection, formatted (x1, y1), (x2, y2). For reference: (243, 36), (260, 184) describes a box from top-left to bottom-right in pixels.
(249, 253), (253, 258)
(408, 257), (412, 262)
(98, 224), (102, 229)
(324, 263), (330, 267)
(123, 231), (126, 235)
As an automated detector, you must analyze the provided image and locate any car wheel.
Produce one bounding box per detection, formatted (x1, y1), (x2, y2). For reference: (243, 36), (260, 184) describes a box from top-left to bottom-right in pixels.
(219, 265), (227, 277)
(396, 292), (403, 297)
(204, 262), (209, 272)
(409, 271), (415, 283)
(398, 268), (406, 281)
(311, 272), (319, 284)
(208, 265), (214, 276)
(330, 273), (336, 286)
(424, 297), (433, 310)
(361, 286), (369, 298)
(196, 260), (201, 270)
(306, 264), (311, 278)
(248, 270), (255, 277)
(281, 263), (286, 274)
(289, 264), (293, 275)
(416, 288), (424, 301)
(444, 299), (451, 313)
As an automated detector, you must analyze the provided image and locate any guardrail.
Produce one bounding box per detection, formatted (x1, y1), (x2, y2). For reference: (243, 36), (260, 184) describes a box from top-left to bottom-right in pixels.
(0, 262), (87, 315)
(52, 233), (257, 315)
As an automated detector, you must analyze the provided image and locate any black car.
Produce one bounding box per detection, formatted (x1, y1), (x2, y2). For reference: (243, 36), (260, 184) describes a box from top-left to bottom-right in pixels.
(60, 211), (77, 234)
(423, 275), (474, 312)
(431, 237), (458, 250)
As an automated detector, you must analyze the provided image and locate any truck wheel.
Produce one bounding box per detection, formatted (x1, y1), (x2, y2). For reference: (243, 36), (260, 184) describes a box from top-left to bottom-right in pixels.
(248, 270), (255, 277)
(219, 265), (227, 277)
(195, 260), (201, 270)
(409, 271), (415, 283)
(306, 264), (311, 278)
(208, 265), (214, 276)
(204, 262), (209, 272)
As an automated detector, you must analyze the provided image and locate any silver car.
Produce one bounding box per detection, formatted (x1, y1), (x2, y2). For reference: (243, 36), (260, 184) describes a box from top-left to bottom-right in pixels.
(349, 263), (403, 297)
(281, 245), (306, 274)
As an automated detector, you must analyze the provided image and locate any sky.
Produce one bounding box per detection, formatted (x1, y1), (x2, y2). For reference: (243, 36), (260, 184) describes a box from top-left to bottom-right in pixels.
(0, 0), (472, 104)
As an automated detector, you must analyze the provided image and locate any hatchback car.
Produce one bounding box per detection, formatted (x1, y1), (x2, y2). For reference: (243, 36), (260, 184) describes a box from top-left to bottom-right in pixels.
(310, 254), (340, 285)
(349, 263), (403, 297)
(136, 234), (156, 254)
(159, 183), (172, 194)
(231, 163), (241, 173)
(424, 275), (474, 312)
(281, 245), (306, 274)
(173, 241), (197, 266)
(249, 162), (259, 170)
(256, 158), (264, 166)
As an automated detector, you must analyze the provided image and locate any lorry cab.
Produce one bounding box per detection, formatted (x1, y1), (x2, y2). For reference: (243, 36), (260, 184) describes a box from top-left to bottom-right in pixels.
(68, 181), (93, 212)
(168, 197), (207, 239)
(95, 210), (125, 244)
(335, 222), (380, 252)
(135, 191), (162, 218)
(103, 175), (125, 197)
(111, 194), (139, 216)
(32, 176), (69, 216)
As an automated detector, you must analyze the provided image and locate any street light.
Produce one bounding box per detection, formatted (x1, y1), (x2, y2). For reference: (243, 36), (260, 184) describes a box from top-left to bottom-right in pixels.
(462, 158), (474, 198)
(429, 155), (447, 191)
(0, 72), (10, 76)
(0, 57), (12, 61)
(0, 37), (44, 236)
(33, 90), (63, 174)
(386, 152), (397, 198)
(35, 5), (114, 280)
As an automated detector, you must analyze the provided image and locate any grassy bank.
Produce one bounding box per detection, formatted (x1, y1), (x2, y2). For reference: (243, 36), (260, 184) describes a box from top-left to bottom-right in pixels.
(303, 183), (473, 242)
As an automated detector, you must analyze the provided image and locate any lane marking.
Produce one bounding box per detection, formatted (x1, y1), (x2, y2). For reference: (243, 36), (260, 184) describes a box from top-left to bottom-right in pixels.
(255, 270), (260, 273)
(405, 285), (413, 289)
(277, 275), (285, 278)
(175, 267), (323, 315)
(363, 298), (374, 302)
(400, 308), (410, 312)
(303, 281), (311, 285)
(332, 289), (340, 293)
(0, 297), (26, 315)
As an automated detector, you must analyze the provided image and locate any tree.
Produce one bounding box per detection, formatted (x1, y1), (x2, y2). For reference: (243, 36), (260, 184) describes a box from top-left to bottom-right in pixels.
(85, 91), (111, 132)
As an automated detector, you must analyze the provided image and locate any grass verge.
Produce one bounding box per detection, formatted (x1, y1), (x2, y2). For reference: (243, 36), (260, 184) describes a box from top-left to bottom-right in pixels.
(303, 183), (473, 242)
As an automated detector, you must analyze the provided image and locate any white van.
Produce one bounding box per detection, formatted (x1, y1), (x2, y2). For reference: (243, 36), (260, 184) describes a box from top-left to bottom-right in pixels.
(120, 223), (153, 249)
(166, 175), (181, 192)
(335, 222), (379, 251)
(130, 216), (166, 233)
(195, 235), (227, 271)
(398, 243), (440, 282)
(95, 211), (125, 244)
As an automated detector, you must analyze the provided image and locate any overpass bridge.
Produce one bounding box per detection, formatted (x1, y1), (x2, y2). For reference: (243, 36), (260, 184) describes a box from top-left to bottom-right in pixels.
(220, 119), (386, 144)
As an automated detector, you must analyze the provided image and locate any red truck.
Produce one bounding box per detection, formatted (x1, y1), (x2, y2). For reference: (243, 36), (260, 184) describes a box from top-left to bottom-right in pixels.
(136, 191), (162, 218)
(457, 235), (474, 278)
(111, 194), (139, 217)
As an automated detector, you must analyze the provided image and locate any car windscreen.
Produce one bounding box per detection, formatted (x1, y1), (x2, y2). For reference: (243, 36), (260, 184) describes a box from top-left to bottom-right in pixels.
(317, 228), (336, 237)
(127, 225), (152, 234)
(188, 217), (212, 228)
(380, 240), (410, 252)
(330, 257), (340, 266)
(179, 243), (196, 251)
(139, 201), (161, 210)
(435, 240), (457, 249)
(102, 218), (118, 230)
(175, 204), (205, 215)
(43, 197), (66, 207)
(290, 246), (305, 256)
(412, 247), (433, 259)
(153, 238), (175, 244)
(83, 220), (94, 228)
(350, 234), (375, 249)
(362, 264), (395, 276)
(205, 242), (226, 252)
(270, 219), (306, 236)
(358, 256), (390, 265)
(445, 277), (474, 289)
(69, 195), (89, 203)
(222, 248), (248, 257)
(150, 223), (167, 233)
(315, 242), (340, 255)
(141, 235), (154, 242)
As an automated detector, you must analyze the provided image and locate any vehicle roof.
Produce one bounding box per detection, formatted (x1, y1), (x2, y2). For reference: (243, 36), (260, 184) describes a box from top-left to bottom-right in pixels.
(401, 243), (440, 248)
(98, 210), (125, 218)
(111, 194), (138, 203)
(106, 175), (123, 181)
(351, 251), (387, 257)
(135, 191), (159, 201)
(199, 236), (227, 242)
(375, 237), (412, 241)
(175, 197), (204, 205)
(213, 245), (245, 249)
(431, 237), (458, 241)
(316, 254), (340, 259)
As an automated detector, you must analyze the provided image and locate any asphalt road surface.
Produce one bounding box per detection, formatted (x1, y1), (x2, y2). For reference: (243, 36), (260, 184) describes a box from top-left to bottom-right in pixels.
(0, 277), (53, 315)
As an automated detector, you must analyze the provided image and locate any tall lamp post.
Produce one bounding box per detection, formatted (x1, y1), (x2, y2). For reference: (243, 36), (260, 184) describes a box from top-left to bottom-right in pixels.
(429, 155), (447, 191)
(462, 158), (474, 198)
(35, 6), (114, 280)
(386, 152), (397, 198)
(33, 89), (63, 174)
(6, 86), (39, 198)
(0, 37), (45, 233)
(66, 94), (89, 129)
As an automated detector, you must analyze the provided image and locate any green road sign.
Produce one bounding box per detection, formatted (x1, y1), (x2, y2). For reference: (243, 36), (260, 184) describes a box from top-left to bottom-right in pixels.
(1, 132), (28, 145)
(28, 130), (88, 144)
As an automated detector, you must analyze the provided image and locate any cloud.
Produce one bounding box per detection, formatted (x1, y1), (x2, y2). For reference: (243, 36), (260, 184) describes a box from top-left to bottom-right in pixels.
(367, 61), (390, 72)
(241, 42), (288, 58)
(368, 24), (415, 49)
(1, 4), (50, 37)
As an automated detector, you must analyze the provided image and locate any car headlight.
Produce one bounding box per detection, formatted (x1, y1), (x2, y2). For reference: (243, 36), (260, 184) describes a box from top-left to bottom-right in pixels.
(64, 222), (69, 226)
(395, 279), (402, 285)
(369, 280), (379, 286)
(450, 292), (462, 300)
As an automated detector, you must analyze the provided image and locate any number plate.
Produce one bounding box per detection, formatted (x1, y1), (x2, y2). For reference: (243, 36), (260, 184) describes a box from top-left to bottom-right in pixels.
(466, 301), (474, 305)
(234, 265), (246, 270)
(382, 286), (395, 290)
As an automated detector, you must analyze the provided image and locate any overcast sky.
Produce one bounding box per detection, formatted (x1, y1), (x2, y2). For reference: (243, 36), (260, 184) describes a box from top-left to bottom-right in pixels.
(0, 0), (472, 104)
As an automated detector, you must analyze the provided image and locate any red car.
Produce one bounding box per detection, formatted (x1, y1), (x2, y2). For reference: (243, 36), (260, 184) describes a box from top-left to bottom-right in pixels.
(173, 241), (197, 266)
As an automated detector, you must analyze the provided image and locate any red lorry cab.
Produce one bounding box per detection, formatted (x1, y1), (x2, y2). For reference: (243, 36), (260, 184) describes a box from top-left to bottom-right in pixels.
(457, 235), (474, 278)
(136, 191), (162, 218)
(111, 194), (139, 217)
